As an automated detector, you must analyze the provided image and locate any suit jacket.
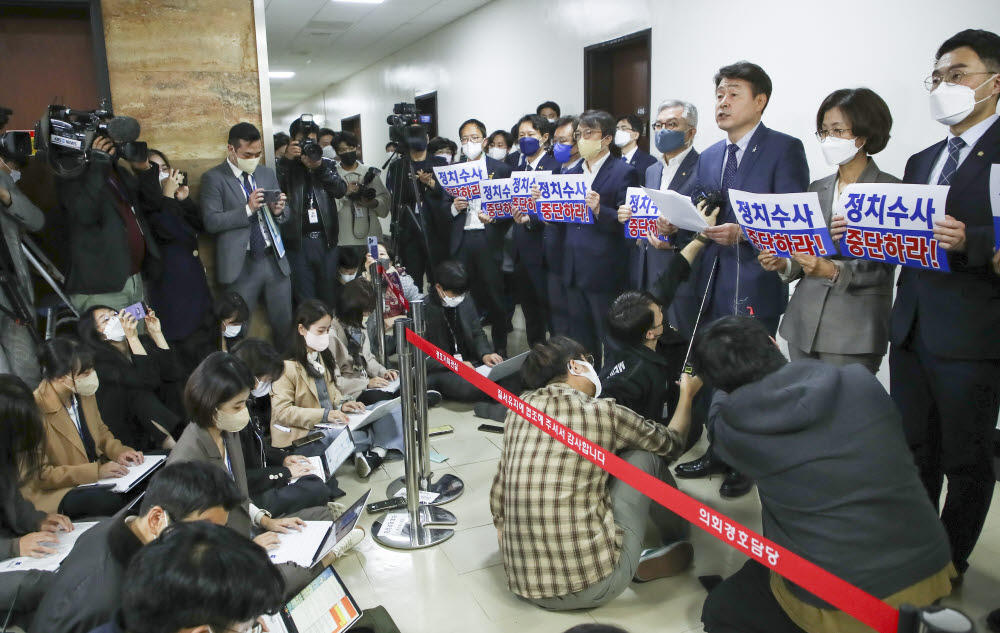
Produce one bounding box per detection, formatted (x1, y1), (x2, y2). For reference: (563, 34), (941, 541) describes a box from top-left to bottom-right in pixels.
(779, 160), (899, 355)
(441, 155), (513, 255)
(0, 475), (44, 560)
(23, 382), (131, 513)
(626, 148), (658, 186)
(890, 117), (1000, 359)
(329, 317), (389, 399)
(424, 294), (492, 370)
(691, 123), (810, 320)
(542, 161), (582, 276)
(563, 155), (639, 293)
(276, 156), (347, 251)
(199, 160), (290, 285)
(166, 422), (252, 536)
(511, 152), (563, 271)
(270, 359), (348, 448)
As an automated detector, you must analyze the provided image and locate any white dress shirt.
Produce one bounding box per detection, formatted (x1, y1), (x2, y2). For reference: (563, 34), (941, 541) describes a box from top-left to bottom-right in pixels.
(622, 146), (638, 164)
(720, 121), (762, 174)
(562, 157), (583, 173)
(583, 150), (612, 190)
(927, 113), (998, 184)
(659, 145), (695, 192)
(227, 159), (272, 247)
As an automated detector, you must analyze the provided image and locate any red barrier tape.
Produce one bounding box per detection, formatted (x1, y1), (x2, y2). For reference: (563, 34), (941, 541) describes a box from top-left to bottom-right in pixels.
(405, 328), (900, 633)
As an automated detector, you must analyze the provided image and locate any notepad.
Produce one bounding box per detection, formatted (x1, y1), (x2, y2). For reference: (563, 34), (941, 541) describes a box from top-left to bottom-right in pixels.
(95, 454), (166, 493)
(0, 522), (97, 573)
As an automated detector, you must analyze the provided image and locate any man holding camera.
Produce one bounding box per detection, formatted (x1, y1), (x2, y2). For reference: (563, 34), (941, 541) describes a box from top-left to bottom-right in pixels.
(332, 131), (390, 261)
(201, 122), (290, 342)
(277, 116), (347, 308)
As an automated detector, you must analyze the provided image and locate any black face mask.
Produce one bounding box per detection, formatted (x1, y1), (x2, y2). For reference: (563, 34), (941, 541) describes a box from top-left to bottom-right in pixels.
(338, 151), (357, 165)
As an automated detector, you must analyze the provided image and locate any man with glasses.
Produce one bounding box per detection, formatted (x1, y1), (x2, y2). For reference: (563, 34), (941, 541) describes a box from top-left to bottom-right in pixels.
(889, 28), (1000, 582)
(614, 114), (657, 186)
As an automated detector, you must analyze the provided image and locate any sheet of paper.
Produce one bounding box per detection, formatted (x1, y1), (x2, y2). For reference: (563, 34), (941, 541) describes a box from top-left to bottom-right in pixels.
(376, 512), (408, 538)
(96, 454), (166, 492)
(267, 520), (333, 567)
(289, 456), (324, 484)
(393, 489), (440, 504)
(377, 378), (400, 393)
(643, 187), (709, 233)
(0, 522), (97, 573)
(429, 449), (448, 463)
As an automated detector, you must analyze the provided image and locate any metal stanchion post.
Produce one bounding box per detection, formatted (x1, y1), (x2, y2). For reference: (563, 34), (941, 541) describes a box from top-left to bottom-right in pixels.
(372, 319), (455, 549)
(369, 261), (387, 366)
(385, 300), (464, 506)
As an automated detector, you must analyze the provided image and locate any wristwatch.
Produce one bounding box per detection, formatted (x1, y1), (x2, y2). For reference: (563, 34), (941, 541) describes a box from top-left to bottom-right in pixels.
(694, 234), (711, 245)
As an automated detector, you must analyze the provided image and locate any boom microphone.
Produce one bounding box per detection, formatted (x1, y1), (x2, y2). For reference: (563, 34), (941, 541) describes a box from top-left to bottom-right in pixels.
(106, 116), (140, 144)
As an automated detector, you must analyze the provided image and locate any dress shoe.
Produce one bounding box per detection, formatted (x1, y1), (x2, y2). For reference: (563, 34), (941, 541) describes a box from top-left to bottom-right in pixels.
(719, 468), (754, 498)
(633, 541), (694, 582)
(426, 390), (442, 408)
(986, 607), (999, 633)
(674, 453), (728, 479)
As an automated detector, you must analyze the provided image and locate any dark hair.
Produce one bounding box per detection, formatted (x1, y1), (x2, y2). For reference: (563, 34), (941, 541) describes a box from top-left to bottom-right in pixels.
(289, 117), (319, 140)
(690, 316), (786, 393)
(120, 521), (284, 633)
(290, 300), (335, 379)
(230, 338), (284, 382)
(459, 118), (487, 138)
(338, 247), (361, 271)
(553, 115), (580, 136)
(561, 626), (630, 633)
(77, 304), (122, 356)
(273, 132), (290, 151)
(335, 131), (359, 149)
(147, 149), (170, 168)
(318, 127), (336, 140)
(522, 336), (586, 389)
(579, 109), (619, 157)
(215, 291), (250, 324)
(516, 114), (551, 140)
(714, 61), (773, 112)
(183, 352), (254, 429)
(385, 141), (397, 150)
(815, 88), (892, 155)
(536, 101), (561, 117)
(428, 136), (457, 156)
(617, 114), (644, 137)
(434, 260), (469, 294)
(338, 278), (375, 327)
(488, 129), (514, 149)
(227, 122), (261, 148)
(0, 374), (45, 483)
(139, 461), (242, 519)
(607, 291), (658, 347)
(936, 29), (1000, 70)
(38, 337), (95, 380)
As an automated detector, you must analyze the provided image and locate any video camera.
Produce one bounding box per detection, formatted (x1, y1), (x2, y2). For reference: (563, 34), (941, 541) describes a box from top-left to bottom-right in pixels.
(386, 102), (426, 151)
(294, 114), (323, 161)
(34, 103), (147, 178)
(347, 166), (382, 202)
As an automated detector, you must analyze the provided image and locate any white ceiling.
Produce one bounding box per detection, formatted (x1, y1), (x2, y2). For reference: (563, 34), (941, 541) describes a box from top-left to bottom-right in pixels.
(265, 0), (492, 116)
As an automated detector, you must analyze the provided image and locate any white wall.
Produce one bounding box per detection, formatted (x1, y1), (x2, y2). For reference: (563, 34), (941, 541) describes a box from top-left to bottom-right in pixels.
(276, 0), (1000, 179)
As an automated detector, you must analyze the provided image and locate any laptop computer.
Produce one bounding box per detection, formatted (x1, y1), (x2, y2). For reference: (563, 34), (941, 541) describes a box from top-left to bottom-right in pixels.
(309, 489), (371, 568)
(269, 565), (362, 633)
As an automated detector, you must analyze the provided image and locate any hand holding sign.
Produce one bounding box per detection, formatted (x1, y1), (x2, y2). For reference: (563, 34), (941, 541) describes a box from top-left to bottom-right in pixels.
(617, 204), (632, 224)
(586, 190), (600, 214)
(932, 215), (966, 251)
(792, 252), (838, 279)
(728, 189), (836, 257)
(757, 251), (786, 272)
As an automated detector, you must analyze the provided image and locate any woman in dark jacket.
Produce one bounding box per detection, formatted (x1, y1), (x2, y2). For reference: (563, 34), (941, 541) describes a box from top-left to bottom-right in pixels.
(78, 305), (183, 451)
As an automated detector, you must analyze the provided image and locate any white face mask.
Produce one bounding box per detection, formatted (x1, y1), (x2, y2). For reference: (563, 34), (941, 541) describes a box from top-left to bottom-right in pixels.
(234, 155), (260, 174)
(103, 316), (126, 342)
(819, 135), (861, 166)
(304, 330), (330, 352)
(547, 118), (557, 124)
(223, 323), (242, 338)
(322, 145), (338, 160)
(488, 147), (508, 161)
(441, 293), (465, 308)
(387, 151), (396, 159)
(157, 170), (170, 182)
(613, 129), (633, 148)
(929, 74), (998, 126)
(568, 359), (602, 398)
(340, 272), (356, 283)
(252, 380), (272, 398)
(463, 140), (483, 160)
(0, 156), (20, 182)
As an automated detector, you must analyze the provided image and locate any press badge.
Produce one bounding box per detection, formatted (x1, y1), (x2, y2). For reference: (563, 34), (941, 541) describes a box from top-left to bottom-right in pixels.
(354, 204), (365, 218)
(308, 207), (319, 223)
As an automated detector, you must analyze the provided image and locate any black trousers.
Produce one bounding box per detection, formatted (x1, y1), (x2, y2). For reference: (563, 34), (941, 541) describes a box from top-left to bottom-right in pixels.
(399, 234), (429, 292)
(457, 231), (508, 353)
(58, 487), (128, 520)
(890, 332), (1000, 573)
(287, 237), (339, 310)
(566, 286), (617, 369)
(253, 475), (338, 516)
(427, 371), (524, 404)
(702, 560), (805, 633)
(514, 260), (548, 347)
(547, 271), (570, 337)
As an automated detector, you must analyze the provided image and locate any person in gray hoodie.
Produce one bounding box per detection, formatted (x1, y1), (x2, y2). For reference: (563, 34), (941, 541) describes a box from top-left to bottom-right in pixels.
(693, 316), (954, 633)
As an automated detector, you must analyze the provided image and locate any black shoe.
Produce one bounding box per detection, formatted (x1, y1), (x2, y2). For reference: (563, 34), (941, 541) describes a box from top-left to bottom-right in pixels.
(426, 390), (442, 408)
(354, 451), (385, 479)
(719, 469), (754, 498)
(675, 453), (727, 479)
(986, 607), (1000, 633)
(474, 402), (507, 423)
(495, 348), (508, 359)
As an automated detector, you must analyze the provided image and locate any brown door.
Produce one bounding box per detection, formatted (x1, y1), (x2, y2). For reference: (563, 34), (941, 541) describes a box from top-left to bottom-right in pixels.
(584, 29), (651, 153)
(415, 92), (438, 140)
(340, 114), (362, 162)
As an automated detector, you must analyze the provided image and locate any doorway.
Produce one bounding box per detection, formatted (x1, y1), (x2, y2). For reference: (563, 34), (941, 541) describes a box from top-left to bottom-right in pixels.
(415, 92), (438, 140)
(340, 114), (362, 162)
(584, 29), (651, 153)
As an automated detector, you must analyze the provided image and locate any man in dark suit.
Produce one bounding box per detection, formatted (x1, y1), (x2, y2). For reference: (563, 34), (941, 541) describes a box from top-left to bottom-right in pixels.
(615, 114), (658, 186)
(547, 115), (584, 337)
(437, 118), (513, 355)
(201, 123), (291, 342)
(562, 110), (639, 368)
(669, 61), (809, 499)
(889, 29), (1000, 579)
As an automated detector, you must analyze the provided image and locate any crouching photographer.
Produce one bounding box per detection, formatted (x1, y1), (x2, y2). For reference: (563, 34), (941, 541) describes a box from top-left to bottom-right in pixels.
(278, 115), (347, 309)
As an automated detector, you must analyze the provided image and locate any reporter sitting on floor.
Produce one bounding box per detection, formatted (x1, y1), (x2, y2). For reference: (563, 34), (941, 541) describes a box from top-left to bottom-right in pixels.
(231, 337), (345, 514)
(89, 520), (285, 633)
(694, 316), (954, 633)
(31, 461), (241, 633)
(491, 336), (700, 611)
(0, 375), (72, 629)
(23, 337), (144, 520)
(79, 306), (184, 452)
(216, 290), (250, 353)
(330, 278), (400, 404)
(271, 300), (405, 478)
(362, 241), (422, 357)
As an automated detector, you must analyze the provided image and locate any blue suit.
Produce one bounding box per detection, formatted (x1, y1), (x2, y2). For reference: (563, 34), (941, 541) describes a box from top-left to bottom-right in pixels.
(691, 123), (809, 331)
(564, 155), (639, 366)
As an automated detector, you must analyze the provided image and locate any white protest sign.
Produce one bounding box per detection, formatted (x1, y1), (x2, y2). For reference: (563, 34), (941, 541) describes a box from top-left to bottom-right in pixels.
(727, 189), (836, 258)
(433, 158), (486, 199)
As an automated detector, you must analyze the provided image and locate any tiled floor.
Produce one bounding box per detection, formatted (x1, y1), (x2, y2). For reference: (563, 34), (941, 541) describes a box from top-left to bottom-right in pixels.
(327, 315), (1000, 633)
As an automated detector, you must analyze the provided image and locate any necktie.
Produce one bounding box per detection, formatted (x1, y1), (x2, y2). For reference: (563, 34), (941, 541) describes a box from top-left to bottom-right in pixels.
(721, 144), (739, 199)
(74, 399), (98, 462)
(937, 137), (966, 185)
(621, 156), (629, 164)
(242, 172), (267, 258)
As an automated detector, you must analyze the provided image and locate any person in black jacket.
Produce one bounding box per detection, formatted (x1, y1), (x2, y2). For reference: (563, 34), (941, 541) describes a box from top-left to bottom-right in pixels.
(277, 117), (348, 309)
(231, 337), (344, 514)
(78, 305), (184, 452)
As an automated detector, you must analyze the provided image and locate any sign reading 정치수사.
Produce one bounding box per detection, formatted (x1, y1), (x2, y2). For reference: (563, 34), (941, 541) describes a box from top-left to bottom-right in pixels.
(728, 189), (836, 258)
(840, 183), (950, 272)
(432, 158), (486, 200)
(511, 171), (549, 216)
(625, 187), (661, 239)
(532, 173), (592, 224)
(481, 177), (514, 219)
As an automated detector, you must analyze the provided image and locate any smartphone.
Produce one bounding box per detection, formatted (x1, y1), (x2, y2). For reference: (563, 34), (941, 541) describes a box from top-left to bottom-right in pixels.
(366, 497), (407, 514)
(261, 189), (282, 204)
(478, 424), (504, 434)
(292, 431), (324, 448)
(367, 236), (379, 261)
(121, 301), (148, 321)
(429, 425), (453, 437)
(178, 171), (188, 186)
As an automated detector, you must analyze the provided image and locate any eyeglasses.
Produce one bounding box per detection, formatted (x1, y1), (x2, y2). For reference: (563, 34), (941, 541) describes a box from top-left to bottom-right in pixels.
(573, 129), (604, 141)
(615, 126), (635, 132)
(459, 135), (483, 144)
(578, 354), (595, 365)
(924, 70), (996, 91)
(651, 121), (683, 131)
(815, 128), (853, 141)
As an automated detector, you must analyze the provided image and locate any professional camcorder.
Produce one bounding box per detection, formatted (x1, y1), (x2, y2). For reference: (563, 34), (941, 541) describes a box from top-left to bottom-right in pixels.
(386, 102), (425, 151)
(34, 103), (147, 178)
(347, 166), (382, 202)
(691, 188), (727, 212)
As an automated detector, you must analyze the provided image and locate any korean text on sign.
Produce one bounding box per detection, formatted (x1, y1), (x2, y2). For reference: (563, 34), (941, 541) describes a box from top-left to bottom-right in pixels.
(624, 187), (660, 239)
(840, 183), (950, 272)
(532, 173), (592, 224)
(511, 171), (549, 215)
(481, 178), (514, 219)
(432, 158), (486, 200)
(727, 189), (836, 258)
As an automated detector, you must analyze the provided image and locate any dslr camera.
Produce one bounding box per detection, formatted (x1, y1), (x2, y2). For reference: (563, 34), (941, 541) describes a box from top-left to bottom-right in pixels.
(34, 103), (147, 178)
(347, 166), (382, 202)
(295, 114), (323, 162)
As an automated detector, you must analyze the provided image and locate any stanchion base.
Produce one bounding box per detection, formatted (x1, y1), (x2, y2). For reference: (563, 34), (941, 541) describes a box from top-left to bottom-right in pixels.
(372, 510), (455, 550)
(385, 473), (465, 505)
